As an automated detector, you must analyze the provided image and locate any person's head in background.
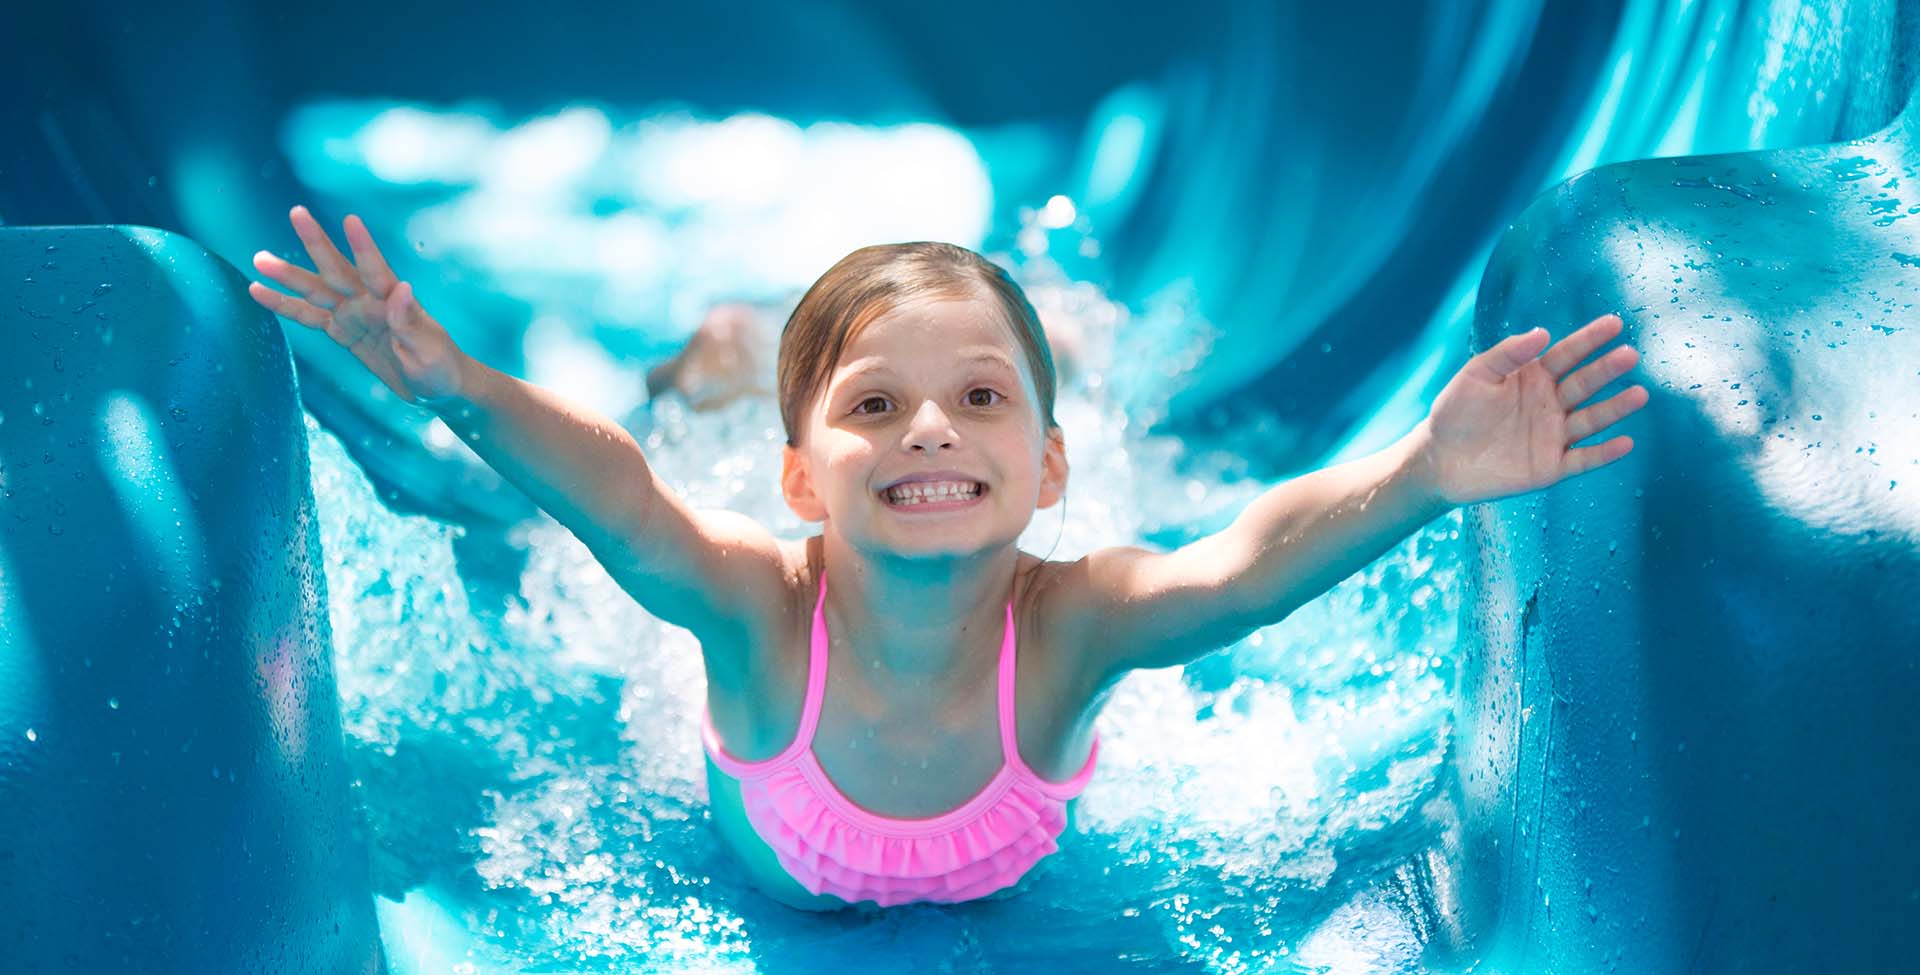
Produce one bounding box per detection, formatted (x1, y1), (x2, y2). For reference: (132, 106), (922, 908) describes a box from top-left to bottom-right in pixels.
(775, 242), (1069, 562)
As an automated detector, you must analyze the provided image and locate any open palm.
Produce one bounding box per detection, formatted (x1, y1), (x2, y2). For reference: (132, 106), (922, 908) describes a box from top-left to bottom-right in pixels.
(247, 205), (466, 406)
(1422, 313), (1649, 507)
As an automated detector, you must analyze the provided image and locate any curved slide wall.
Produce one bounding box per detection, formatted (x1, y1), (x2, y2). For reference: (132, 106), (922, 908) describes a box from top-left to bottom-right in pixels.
(1436, 58), (1920, 975)
(0, 226), (382, 972)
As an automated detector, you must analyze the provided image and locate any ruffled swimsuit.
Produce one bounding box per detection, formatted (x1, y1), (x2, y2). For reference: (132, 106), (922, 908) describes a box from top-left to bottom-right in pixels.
(701, 572), (1100, 907)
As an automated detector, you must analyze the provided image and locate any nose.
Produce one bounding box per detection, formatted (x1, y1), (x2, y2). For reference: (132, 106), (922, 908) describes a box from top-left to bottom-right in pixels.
(902, 398), (956, 453)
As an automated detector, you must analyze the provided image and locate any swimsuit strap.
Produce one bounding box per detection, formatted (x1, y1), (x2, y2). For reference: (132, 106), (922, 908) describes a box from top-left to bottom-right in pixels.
(997, 594), (1103, 793)
(995, 596), (1027, 772)
(792, 570), (831, 751)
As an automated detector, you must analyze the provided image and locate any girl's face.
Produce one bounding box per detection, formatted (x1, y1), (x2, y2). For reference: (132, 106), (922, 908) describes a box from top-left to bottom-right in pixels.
(781, 295), (1067, 561)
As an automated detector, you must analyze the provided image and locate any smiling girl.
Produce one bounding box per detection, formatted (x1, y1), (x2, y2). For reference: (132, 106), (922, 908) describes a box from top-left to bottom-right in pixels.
(249, 205), (1646, 910)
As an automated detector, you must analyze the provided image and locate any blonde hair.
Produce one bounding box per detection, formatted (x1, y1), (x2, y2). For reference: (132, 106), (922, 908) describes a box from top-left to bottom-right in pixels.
(776, 242), (1058, 446)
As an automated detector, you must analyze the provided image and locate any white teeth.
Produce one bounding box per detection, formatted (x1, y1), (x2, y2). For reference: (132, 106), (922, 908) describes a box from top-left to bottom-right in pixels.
(884, 480), (983, 505)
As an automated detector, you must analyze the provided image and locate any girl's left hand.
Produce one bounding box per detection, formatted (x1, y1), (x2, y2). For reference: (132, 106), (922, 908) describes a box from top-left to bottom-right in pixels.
(1417, 313), (1649, 507)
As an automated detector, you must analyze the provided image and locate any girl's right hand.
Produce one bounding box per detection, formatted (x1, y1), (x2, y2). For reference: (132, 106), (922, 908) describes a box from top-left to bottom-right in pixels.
(248, 205), (469, 407)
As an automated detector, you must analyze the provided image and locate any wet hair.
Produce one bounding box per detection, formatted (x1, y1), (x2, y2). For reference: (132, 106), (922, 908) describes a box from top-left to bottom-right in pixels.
(775, 242), (1057, 446)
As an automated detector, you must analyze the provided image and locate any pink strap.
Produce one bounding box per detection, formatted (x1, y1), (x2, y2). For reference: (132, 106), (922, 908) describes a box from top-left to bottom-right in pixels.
(702, 571), (828, 776)
(998, 596), (1102, 795)
(995, 600), (1023, 766)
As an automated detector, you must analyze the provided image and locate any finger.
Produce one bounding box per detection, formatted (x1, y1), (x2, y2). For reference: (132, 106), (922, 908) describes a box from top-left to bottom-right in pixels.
(1556, 343), (1641, 410)
(248, 280), (332, 329)
(288, 205), (365, 297)
(1472, 327), (1552, 380)
(1539, 313), (1624, 379)
(343, 214), (400, 297)
(1564, 384), (1649, 443)
(252, 250), (350, 310)
(1560, 434), (1634, 479)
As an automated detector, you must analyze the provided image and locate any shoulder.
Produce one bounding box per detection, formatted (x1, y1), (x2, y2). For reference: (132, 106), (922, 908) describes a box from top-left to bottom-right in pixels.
(1010, 550), (1123, 701)
(698, 534), (824, 758)
(1013, 544), (1227, 694)
(703, 533), (818, 691)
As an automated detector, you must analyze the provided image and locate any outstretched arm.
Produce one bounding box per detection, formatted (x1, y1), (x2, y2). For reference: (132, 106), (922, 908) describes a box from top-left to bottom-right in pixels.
(1064, 313), (1647, 685)
(248, 206), (791, 668)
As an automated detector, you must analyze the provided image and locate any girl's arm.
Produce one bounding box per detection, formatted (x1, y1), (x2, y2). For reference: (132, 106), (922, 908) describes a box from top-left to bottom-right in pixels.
(1063, 314), (1647, 689)
(1060, 423), (1449, 680)
(433, 357), (791, 655)
(249, 206), (789, 669)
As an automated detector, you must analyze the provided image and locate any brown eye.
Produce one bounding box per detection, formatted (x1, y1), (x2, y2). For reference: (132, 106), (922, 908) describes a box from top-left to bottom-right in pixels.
(854, 396), (891, 415)
(967, 388), (1002, 407)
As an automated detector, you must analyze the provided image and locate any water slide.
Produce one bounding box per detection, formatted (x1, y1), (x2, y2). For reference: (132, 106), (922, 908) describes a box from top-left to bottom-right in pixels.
(19, 0), (1875, 492)
(4, 0), (1917, 970)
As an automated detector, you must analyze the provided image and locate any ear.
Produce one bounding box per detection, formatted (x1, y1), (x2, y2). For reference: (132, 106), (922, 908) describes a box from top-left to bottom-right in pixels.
(1037, 424), (1069, 509)
(781, 443), (828, 522)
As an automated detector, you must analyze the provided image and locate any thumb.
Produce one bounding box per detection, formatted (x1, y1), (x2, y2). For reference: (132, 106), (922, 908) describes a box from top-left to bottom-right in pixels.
(1477, 326), (1550, 380)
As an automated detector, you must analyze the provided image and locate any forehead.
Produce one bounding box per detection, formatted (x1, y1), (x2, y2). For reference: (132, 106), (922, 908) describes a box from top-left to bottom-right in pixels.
(831, 299), (1030, 388)
(844, 295), (1018, 353)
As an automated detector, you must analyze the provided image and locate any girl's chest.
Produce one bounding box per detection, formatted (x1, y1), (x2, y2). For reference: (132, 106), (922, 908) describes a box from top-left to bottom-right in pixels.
(703, 615), (1100, 818)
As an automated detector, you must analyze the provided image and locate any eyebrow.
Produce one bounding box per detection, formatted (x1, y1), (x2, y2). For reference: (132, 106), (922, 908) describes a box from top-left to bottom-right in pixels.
(836, 348), (1021, 386)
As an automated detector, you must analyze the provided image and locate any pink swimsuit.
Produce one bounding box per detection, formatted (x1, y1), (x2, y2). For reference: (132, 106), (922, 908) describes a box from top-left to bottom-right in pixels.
(701, 573), (1100, 907)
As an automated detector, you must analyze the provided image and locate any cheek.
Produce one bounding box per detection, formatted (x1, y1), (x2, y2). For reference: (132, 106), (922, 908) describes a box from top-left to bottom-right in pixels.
(821, 439), (877, 492)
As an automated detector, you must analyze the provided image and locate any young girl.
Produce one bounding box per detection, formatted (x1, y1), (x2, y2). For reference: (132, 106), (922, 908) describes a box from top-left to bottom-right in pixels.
(249, 204), (1647, 911)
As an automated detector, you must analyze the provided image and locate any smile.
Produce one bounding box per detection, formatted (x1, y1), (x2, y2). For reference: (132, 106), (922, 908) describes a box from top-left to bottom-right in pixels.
(879, 480), (986, 510)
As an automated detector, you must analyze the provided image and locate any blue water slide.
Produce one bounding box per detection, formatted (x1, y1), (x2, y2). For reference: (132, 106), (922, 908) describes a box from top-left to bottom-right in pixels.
(7, 3), (1920, 969)
(1420, 29), (1920, 975)
(7, 0), (1723, 511)
(0, 226), (383, 970)
(1111, 0), (1920, 473)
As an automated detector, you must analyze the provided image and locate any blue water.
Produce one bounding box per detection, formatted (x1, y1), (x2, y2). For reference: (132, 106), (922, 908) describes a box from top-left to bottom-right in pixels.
(308, 288), (1463, 972)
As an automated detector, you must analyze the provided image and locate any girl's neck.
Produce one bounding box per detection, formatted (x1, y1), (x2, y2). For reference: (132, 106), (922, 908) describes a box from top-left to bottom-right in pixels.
(817, 531), (1018, 682)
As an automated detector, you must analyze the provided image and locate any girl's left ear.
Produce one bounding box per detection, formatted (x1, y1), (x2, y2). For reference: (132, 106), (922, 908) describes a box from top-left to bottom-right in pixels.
(1037, 425), (1069, 509)
(781, 444), (828, 522)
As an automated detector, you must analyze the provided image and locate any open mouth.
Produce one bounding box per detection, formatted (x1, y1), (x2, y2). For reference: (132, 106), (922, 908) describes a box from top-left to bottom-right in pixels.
(878, 480), (987, 509)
